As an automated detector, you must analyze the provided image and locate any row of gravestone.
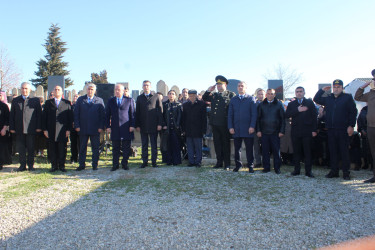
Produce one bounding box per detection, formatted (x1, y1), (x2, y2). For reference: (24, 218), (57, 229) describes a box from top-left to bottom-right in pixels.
(5, 80), (203, 102)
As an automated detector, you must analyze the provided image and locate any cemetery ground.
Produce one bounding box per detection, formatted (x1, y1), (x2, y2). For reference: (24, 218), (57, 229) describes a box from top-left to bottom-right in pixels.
(0, 148), (374, 249)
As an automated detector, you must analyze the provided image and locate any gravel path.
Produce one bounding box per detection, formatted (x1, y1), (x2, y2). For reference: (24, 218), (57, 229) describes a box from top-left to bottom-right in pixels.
(1, 165), (374, 249)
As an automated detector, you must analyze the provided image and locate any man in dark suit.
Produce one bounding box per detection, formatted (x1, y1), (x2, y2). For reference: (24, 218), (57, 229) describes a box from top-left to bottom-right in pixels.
(105, 84), (135, 171)
(42, 86), (73, 172)
(70, 94), (80, 164)
(285, 87), (318, 178)
(9, 82), (42, 171)
(135, 80), (163, 168)
(228, 81), (257, 173)
(74, 83), (105, 171)
(202, 75), (235, 170)
(182, 90), (207, 167)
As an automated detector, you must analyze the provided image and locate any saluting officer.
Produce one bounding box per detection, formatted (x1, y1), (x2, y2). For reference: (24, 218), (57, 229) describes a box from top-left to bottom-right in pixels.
(202, 75), (236, 169)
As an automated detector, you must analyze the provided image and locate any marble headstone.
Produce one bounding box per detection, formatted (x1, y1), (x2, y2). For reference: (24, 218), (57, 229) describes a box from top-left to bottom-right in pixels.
(157, 80), (168, 96)
(170, 85), (180, 96)
(35, 85), (44, 97)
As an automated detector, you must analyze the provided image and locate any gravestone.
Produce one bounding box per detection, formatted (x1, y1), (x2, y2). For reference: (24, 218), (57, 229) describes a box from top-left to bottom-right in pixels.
(12, 88), (18, 96)
(132, 90), (139, 100)
(29, 91), (35, 98)
(35, 85), (44, 97)
(96, 83), (115, 106)
(44, 91), (48, 101)
(157, 80), (168, 96)
(268, 80), (284, 101)
(117, 82), (129, 89)
(170, 85), (180, 96)
(318, 83), (332, 96)
(228, 79), (240, 95)
(72, 89), (77, 97)
(47, 76), (65, 96)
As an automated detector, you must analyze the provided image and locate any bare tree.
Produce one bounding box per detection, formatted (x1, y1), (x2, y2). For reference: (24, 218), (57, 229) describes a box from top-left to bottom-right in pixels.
(263, 63), (303, 97)
(0, 46), (22, 91)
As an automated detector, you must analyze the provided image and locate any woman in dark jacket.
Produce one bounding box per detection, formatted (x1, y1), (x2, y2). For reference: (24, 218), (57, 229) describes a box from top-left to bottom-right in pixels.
(162, 90), (182, 165)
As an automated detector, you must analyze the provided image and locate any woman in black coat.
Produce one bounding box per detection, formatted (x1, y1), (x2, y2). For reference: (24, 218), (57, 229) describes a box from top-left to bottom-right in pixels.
(0, 93), (10, 170)
(162, 90), (182, 165)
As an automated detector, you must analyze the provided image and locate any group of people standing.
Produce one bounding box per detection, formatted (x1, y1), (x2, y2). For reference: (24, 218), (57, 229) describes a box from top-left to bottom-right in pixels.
(0, 73), (374, 184)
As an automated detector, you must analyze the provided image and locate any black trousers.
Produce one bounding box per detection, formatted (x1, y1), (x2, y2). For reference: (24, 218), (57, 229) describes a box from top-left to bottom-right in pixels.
(140, 132), (158, 165)
(212, 125), (231, 167)
(70, 130), (80, 162)
(234, 137), (254, 168)
(292, 134), (313, 174)
(328, 129), (350, 174)
(48, 140), (67, 170)
(166, 128), (182, 165)
(79, 135), (100, 169)
(112, 139), (131, 168)
(16, 134), (35, 169)
(261, 134), (281, 171)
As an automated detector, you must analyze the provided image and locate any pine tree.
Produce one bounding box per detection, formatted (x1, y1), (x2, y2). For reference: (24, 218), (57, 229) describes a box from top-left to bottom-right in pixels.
(31, 24), (73, 89)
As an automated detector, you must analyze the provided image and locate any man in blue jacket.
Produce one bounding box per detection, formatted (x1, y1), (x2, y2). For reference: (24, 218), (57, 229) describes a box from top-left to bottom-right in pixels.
(105, 84), (135, 171)
(228, 81), (257, 173)
(314, 79), (357, 180)
(74, 83), (105, 171)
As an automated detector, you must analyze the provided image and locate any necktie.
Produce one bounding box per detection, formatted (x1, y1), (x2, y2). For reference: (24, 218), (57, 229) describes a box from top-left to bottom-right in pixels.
(240, 95), (243, 100)
(117, 98), (121, 107)
(88, 98), (91, 103)
(56, 99), (60, 107)
(299, 99), (302, 104)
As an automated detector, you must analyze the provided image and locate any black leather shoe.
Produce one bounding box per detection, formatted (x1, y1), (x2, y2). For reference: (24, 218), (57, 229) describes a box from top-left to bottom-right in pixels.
(60, 168), (67, 172)
(275, 169), (281, 174)
(188, 163), (195, 167)
(28, 167), (35, 171)
(93, 166), (98, 171)
(364, 177), (375, 183)
(233, 167), (240, 172)
(75, 166), (85, 171)
(291, 170), (300, 176)
(305, 172), (315, 178)
(110, 167), (118, 171)
(152, 164), (159, 168)
(122, 165), (129, 170)
(325, 171), (339, 178)
(213, 165), (222, 169)
(262, 169), (270, 173)
(248, 167), (254, 173)
(343, 175), (351, 180)
(195, 163), (201, 168)
(139, 164), (147, 168)
(49, 168), (58, 172)
(16, 167), (27, 172)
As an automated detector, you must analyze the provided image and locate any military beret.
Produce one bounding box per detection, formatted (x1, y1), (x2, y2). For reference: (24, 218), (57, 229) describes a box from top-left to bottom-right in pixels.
(188, 89), (197, 95)
(371, 69), (375, 77)
(332, 79), (343, 86)
(215, 75), (228, 85)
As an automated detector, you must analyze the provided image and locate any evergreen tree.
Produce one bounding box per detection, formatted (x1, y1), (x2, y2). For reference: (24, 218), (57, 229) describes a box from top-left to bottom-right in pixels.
(90, 70), (108, 84)
(31, 24), (73, 89)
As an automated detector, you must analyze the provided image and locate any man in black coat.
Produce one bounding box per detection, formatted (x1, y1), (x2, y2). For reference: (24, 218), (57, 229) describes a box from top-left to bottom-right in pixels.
(135, 80), (163, 168)
(42, 86), (73, 172)
(105, 84), (135, 171)
(0, 93), (10, 170)
(314, 79), (357, 180)
(9, 82), (42, 171)
(256, 89), (285, 174)
(285, 87), (318, 177)
(70, 94), (80, 164)
(202, 75), (236, 170)
(182, 90), (207, 167)
(74, 83), (105, 171)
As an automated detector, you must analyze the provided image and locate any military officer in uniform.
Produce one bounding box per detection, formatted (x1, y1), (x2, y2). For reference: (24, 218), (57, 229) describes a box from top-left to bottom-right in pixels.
(202, 75), (236, 169)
